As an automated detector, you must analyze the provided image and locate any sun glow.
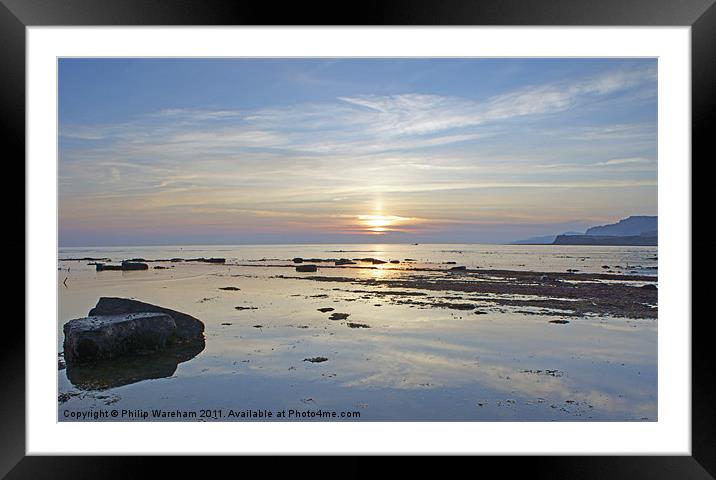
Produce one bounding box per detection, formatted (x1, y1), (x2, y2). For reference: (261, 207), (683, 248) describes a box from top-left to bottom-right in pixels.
(358, 214), (410, 234)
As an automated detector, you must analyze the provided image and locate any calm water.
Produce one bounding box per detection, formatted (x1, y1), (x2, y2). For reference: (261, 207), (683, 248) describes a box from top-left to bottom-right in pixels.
(58, 244), (657, 421)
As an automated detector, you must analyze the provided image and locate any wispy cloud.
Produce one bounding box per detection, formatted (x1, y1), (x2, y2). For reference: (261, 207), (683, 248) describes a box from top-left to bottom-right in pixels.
(61, 63), (656, 154)
(59, 61), (658, 245)
(594, 157), (653, 166)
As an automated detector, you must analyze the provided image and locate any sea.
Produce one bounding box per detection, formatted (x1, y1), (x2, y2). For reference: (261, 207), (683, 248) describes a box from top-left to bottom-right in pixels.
(57, 244), (658, 422)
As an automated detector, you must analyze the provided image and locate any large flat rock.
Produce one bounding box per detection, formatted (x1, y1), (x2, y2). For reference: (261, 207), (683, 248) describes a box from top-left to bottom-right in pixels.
(63, 297), (206, 364)
(63, 312), (178, 363)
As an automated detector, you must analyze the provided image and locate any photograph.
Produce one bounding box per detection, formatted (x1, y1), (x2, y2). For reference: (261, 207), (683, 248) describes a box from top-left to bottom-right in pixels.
(56, 57), (658, 422)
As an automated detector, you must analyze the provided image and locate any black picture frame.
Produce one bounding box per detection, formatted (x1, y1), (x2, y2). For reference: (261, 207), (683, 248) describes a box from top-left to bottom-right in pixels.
(3, 0), (712, 476)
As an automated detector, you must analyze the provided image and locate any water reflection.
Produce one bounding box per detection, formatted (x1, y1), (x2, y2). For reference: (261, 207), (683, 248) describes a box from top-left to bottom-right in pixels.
(57, 244), (657, 421)
(66, 338), (205, 391)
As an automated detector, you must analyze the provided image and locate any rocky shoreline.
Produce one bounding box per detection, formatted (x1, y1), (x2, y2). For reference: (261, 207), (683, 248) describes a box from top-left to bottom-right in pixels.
(276, 267), (658, 319)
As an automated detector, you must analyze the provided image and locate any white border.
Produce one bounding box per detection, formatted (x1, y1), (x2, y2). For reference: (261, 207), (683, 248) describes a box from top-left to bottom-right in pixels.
(27, 27), (691, 455)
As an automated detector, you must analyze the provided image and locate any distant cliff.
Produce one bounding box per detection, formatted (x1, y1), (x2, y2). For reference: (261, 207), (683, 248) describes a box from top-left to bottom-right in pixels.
(550, 216), (658, 245)
(585, 216), (657, 237)
(553, 233), (657, 246)
(509, 216), (658, 246)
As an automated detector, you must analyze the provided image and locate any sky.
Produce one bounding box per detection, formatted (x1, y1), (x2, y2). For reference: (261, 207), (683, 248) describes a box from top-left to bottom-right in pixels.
(58, 58), (657, 246)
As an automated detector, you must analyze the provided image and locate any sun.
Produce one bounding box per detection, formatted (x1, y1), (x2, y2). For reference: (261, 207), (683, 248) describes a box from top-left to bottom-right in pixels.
(358, 214), (408, 234)
(364, 215), (391, 228)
